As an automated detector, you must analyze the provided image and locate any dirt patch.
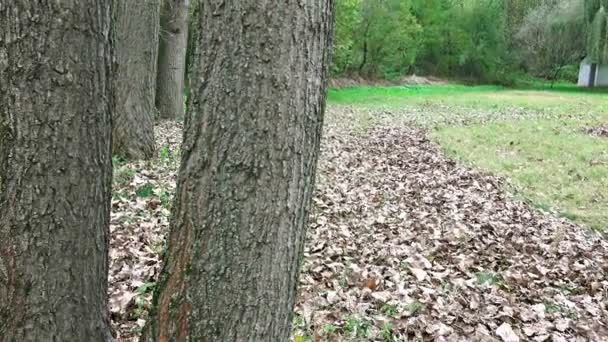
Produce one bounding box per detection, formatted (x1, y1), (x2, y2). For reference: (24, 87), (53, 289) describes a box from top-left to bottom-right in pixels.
(585, 125), (608, 137)
(329, 75), (448, 88)
(399, 74), (448, 85)
(329, 76), (393, 88)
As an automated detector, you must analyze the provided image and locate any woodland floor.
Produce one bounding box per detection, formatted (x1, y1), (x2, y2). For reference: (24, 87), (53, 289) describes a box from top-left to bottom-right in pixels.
(109, 87), (608, 341)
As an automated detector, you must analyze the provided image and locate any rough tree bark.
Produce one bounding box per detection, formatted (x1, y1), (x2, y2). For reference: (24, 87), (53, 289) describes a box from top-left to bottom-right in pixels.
(143, 0), (335, 341)
(113, 0), (160, 159)
(156, 0), (189, 120)
(0, 1), (113, 340)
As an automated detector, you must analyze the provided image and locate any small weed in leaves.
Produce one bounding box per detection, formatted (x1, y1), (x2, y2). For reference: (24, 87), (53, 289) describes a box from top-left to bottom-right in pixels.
(136, 183), (154, 198)
(343, 316), (370, 337)
(404, 301), (425, 316)
(322, 324), (337, 334)
(380, 322), (395, 342)
(381, 303), (398, 317)
(159, 146), (169, 161)
(476, 272), (502, 286)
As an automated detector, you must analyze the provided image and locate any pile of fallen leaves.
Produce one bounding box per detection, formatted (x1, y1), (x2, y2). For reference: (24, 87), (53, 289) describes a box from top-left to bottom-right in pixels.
(295, 126), (607, 341)
(109, 120), (608, 341)
(585, 125), (608, 137)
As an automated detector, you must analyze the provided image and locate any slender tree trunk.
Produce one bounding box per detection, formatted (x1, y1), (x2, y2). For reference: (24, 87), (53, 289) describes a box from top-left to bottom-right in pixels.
(551, 64), (563, 88)
(184, 3), (199, 92)
(156, 0), (189, 120)
(143, 0), (335, 341)
(112, 0), (160, 159)
(0, 2), (113, 340)
(359, 40), (369, 74)
(358, 22), (370, 74)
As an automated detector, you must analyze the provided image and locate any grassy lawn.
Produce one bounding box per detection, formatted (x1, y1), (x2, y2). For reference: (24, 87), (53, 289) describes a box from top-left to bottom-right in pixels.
(326, 84), (608, 231)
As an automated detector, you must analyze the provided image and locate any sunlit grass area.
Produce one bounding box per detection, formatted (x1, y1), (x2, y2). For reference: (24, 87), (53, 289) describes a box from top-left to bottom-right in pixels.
(435, 119), (608, 230)
(328, 83), (608, 113)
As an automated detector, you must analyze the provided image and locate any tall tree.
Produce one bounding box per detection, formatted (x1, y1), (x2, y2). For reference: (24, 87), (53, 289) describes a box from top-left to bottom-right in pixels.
(0, 1), (113, 340)
(143, 0), (336, 340)
(356, 0), (421, 78)
(156, 0), (190, 120)
(113, 0), (160, 159)
(515, 0), (585, 81)
(586, 0), (608, 64)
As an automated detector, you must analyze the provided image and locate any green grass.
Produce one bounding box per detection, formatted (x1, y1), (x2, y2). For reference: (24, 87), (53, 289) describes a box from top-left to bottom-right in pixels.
(326, 83), (608, 231)
(327, 84), (502, 106)
(328, 83), (608, 113)
(435, 118), (608, 230)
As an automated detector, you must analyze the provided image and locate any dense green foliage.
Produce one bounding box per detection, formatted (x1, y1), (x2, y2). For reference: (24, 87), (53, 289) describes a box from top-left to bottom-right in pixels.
(331, 0), (585, 83)
(516, 1), (585, 80)
(586, 0), (608, 64)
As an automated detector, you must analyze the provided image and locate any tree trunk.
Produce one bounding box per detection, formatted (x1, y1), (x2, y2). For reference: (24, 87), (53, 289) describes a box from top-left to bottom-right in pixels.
(156, 0), (189, 120)
(184, 3), (199, 93)
(359, 40), (369, 74)
(0, 2), (113, 341)
(143, 0), (335, 341)
(112, 0), (160, 159)
(551, 64), (563, 88)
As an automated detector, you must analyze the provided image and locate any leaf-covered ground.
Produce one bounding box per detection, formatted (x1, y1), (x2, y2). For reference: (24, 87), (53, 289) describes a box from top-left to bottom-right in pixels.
(586, 125), (608, 138)
(326, 85), (608, 231)
(109, 118), (608, 341)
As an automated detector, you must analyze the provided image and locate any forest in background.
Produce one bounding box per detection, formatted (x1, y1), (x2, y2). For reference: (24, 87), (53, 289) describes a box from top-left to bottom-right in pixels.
(329, 0), (586, 84)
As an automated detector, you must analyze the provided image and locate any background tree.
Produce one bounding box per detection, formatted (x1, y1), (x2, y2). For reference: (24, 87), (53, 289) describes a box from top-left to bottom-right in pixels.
(156, 0), (189, 120)
(143, 0), (336, 340)
(113, 0), (160, 159)
(331, 0), (361, 75)
(455, 0), (510, 82)
(516, 0), (585, 82)
(356, 0), (421, 79)
(586, 0), (608, 64)
(332, 0), (420, 79)
(184, 0), (200, 91)
(410, 0), (456, 76)
(0, 1), (113, 340)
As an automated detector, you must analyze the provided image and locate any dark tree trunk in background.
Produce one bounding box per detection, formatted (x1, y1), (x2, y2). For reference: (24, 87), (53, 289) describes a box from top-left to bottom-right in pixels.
(143, 0), (335, 341)
(359, 40), (369, 73)
(156, 0), (189, 120)
(0, 1), (113, 340)
(184, 4), (198, 92)
(112, 0), (160, 159)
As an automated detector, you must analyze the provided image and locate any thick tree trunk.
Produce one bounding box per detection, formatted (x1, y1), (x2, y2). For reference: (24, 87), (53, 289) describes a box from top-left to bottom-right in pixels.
(112, 0), (160, 159)
(156, 0), (189, 120)
(143, 1), (335, 341)
(0, 2), (113, 341)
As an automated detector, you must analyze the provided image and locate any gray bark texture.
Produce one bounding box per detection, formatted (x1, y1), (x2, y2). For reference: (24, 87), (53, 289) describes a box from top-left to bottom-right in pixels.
(156, 0), (189, 120)
(112, 0), (160, 159)
(143, 0), (336, 341)
(0, 1), (113, 341)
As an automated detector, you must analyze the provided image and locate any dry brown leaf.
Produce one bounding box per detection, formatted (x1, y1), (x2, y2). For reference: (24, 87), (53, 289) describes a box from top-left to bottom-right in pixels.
(496, 322), (520, 342)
